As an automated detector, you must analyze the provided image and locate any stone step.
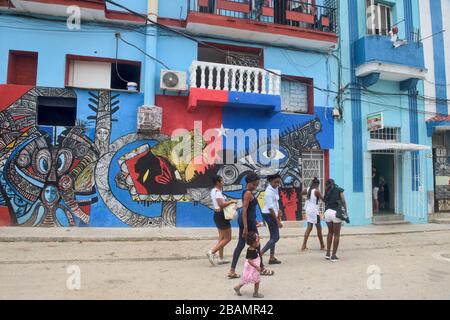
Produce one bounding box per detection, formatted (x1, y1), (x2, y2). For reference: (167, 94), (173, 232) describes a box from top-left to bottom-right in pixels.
(281, 221), (303, 228)
(372, 220), (411, 226)
(429, 212), (450, 220)
(372, 214), (405, 223)
(429, 218), (450, 225)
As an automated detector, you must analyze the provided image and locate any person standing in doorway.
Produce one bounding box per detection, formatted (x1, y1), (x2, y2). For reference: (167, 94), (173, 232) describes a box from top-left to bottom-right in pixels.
(228, 173), (274, 279)
(261, 173), (283, 265)
(378, 176), (386, 210)
(207, 175), (237, 266)
(301, 177), (326, 251)
(372, 167), (379, 213)
(323, 179), (347, 262)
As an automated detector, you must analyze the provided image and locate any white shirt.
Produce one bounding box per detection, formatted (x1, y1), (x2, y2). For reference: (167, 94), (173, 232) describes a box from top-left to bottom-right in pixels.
(262, 185), (280, 216)
(211, 188), (224, 210)
(305, 188), (319, 215)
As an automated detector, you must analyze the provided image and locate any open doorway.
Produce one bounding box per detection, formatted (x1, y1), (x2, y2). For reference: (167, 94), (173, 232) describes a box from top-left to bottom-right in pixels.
(372, 153), (395, 215)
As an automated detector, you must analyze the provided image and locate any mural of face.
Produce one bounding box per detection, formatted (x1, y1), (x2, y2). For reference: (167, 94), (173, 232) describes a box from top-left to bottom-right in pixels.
(43, 185), (58, 205)
(96, 127), (110, 142)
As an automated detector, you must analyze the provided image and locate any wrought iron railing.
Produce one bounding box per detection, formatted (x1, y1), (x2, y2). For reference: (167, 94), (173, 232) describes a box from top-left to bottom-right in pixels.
(190, 0), (337, 33)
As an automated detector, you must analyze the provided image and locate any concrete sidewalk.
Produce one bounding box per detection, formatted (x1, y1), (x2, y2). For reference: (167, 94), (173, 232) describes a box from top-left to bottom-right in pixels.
(0, 223), (449, 242)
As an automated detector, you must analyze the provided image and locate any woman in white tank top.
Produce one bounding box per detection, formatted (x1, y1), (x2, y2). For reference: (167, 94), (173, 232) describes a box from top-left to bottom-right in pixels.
(301, 178), (326, 251)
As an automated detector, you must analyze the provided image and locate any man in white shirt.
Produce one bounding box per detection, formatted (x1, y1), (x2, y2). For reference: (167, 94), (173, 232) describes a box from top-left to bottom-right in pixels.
(260, 174), (283, 265)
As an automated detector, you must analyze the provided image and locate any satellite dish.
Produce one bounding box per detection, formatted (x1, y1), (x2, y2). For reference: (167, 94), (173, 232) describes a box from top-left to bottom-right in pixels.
(162, 72), (179, 88)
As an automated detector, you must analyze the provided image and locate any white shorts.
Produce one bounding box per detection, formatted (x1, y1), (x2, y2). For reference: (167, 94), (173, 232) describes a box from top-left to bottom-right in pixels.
(306, 210), (319, 224)
(373, 187), (379, 200)
(324, 209), (342, 224)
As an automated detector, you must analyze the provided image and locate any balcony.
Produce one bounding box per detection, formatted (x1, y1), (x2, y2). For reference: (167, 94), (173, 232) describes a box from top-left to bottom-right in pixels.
(188, 61), (281, 112)
(186, 0), (337, 51)
(354, 35), (427, 88)
(2, 0), (146, 23)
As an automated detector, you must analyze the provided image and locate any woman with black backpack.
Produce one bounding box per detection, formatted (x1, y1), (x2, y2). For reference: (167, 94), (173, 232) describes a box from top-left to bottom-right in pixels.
(323, 179), (348, 262)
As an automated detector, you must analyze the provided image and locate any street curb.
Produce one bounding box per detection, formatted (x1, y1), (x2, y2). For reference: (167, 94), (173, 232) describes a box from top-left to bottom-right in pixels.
(0, 227), (449, 243)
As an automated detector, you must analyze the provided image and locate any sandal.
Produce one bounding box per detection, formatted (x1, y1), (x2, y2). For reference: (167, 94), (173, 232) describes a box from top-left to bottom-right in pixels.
(268, 258), (282, 265)
(228, 272), (240, 279)
(261, 268), (275, 276)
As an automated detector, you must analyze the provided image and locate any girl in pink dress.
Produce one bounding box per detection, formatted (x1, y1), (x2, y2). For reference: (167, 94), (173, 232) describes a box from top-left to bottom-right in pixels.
(233, 232), (264, 298)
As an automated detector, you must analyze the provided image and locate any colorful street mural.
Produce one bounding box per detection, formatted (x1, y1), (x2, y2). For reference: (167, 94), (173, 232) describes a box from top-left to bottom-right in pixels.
(0, 85), (334, 227)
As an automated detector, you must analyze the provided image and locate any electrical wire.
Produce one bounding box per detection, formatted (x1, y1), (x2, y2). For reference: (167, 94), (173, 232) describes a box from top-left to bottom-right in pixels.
(114, 35), (130, 84)
(117, 34), (170, 70)
(103, 0), (341, 95)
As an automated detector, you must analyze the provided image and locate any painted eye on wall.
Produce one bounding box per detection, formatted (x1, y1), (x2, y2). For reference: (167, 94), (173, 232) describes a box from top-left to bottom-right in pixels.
(17, 150), (31, 168)
(257, 144), (288, 166)
(56, 149), (73, 175)
(262, 149), (287, 161)
(35, 150), (51, 175)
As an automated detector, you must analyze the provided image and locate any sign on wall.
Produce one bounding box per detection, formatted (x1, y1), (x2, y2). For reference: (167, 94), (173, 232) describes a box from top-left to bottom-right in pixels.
(367, 112), (384, 132)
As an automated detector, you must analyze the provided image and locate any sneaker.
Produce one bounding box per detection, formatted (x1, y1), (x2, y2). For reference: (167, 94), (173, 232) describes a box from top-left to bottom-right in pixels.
(207, 250), (216, 266)
(234, 287), (242, 296)
(217, 258), (230, 265)
(330, 256), (339, 262)
(253, 293), (264, 298)
(325, 254), (331, 260)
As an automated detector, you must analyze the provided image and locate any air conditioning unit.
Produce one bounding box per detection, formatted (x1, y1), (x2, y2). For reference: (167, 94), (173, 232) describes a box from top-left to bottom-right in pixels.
(160, 70), (187, 91)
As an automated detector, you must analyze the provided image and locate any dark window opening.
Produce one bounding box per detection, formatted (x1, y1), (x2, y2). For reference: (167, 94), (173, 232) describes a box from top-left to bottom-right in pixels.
(197, 44), (263, 91)
(7, 50), (38, 85)
(37, 97), (77, 127)
(110, 62), (141, 90)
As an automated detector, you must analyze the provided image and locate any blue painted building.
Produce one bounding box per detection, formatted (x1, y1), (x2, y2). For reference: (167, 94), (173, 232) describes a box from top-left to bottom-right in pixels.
(337, 0), (432, 225)
(0, 0), (437, 228)
(420, 0), (450, 216)
(0, 0), (339, 228)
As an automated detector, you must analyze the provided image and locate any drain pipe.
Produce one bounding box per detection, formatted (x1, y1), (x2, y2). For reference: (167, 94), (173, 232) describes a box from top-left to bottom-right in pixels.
(144, 0), (159, 105)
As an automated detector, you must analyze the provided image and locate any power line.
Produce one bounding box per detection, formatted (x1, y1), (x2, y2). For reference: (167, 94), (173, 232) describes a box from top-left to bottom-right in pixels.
(116, 33), (170, 70)
(103, 0), (340, 95)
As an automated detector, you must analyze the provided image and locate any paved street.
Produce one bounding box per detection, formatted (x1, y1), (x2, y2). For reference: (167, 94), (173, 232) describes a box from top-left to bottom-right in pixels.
(0, 226), (450, 300)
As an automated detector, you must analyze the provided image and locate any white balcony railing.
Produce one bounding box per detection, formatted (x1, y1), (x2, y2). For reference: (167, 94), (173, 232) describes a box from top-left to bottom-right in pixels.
(190, 61), (281, 95)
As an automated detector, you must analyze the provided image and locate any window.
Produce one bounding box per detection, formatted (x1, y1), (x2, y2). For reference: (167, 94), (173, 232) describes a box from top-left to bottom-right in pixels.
(66, 55), (141, 91)
(370, 127), (400, 141)
(366, 0), (392, 36)
(37, 96), (77, 127)
(7, 50), (38, 85)
(281, 77), (313, 114)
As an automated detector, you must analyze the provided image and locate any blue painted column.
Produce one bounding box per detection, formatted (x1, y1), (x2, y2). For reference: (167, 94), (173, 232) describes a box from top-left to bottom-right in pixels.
(348, 0), (363, 192)
(430, 0), (448, 115)
(408, 88), (420, 191)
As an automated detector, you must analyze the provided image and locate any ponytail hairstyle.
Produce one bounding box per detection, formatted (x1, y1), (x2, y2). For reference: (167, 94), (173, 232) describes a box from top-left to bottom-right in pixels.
(307, 177), (320, 200)
(324, 179), (336, 201)
(211, 175), (223, 187)
(246, 231), (259, 246)
(245, 173), (260, 184)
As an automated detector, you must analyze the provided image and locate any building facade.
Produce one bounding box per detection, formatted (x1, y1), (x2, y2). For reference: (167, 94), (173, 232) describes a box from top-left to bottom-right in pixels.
(337, 0), (432, 225)
(421, 0), (450, 218)
(0, 0), (437, 228)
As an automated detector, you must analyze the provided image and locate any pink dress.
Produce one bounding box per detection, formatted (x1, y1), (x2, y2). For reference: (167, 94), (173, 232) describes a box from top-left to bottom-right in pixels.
(240, 248), (261, 285)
